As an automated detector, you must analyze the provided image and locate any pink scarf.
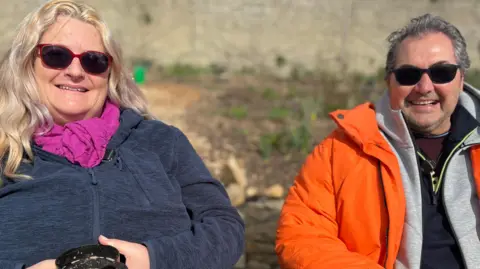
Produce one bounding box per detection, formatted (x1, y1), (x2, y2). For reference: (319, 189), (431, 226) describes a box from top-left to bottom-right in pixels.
(34, 101), (120, 168)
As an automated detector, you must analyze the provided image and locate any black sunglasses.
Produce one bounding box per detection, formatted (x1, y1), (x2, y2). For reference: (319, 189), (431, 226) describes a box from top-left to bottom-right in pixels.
(37, 44), (112, 75)
(392, 63), (460, 86)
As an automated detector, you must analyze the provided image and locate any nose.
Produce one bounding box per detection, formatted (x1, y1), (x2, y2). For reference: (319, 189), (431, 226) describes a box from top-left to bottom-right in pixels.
(65, 57), (85, 81)
(414, 73), (434, 94)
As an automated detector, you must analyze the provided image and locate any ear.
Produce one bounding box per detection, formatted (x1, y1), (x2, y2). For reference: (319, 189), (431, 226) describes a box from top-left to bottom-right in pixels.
(385, 72), (395, 90)
(459, 70), (465, 91)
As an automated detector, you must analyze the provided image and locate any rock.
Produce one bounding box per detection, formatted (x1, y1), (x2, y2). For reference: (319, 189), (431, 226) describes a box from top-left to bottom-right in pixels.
(245, 221), (278, 244)
(220, 155), (248, 187)
(226, 183), (245, 207)
(247, 260), (271, 269)
(240, 199), (284, 269)
(263, 199), (285, 211)
(263, 184), (285, 199)
(246, 186), (259, 198)
(233, 253), (246, 269)
(227, 155), (248, 187)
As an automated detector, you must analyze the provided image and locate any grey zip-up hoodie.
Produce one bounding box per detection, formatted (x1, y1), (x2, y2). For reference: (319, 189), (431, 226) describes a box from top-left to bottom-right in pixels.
(375, 83), (480, 268)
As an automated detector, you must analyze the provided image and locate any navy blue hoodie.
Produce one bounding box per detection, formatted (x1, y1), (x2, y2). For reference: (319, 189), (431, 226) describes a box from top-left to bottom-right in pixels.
(0, 109), (245, 269)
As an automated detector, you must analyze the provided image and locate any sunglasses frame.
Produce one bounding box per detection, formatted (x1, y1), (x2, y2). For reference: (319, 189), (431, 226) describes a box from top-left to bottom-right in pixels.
(36, 44), (113, 75)
(391, 63), (460, 86)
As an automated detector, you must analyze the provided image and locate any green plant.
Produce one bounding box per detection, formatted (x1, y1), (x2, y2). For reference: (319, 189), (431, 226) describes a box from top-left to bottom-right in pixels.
(465, 68), (480, 89)
(262, 87), (278, 100)
(289, 124), (312, 153)
(268, 107), (291, 121)
(165, 64), (210, 77)
(286, 86), (298, 98)
(258, 98), (318, 159)
(259, 134), (278, 159)
(227, 106), (248, 119)
(236, 128), (249, 136)
(290, 65), (314, 81)
(276, 55), (287, 68)
(239, 66), (256, 75)
(209, 63), (227, 76)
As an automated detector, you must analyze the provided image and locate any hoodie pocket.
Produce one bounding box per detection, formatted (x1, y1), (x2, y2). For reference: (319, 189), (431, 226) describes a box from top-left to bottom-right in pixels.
(120, 156), (154, 205)
(117, 148), (184, 207)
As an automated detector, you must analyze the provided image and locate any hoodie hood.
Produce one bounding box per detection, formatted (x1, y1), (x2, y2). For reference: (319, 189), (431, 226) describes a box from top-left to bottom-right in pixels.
(106, 108), (144, 150)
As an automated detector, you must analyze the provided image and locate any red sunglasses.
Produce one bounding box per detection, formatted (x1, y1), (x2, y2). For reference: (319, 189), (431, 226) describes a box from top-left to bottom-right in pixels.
(37, 44), (112, 74)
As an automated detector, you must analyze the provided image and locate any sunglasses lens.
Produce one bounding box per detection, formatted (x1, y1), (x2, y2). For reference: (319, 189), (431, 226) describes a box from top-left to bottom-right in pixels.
(429, 64), (458, 84)
(40, 45), (72, 69)
(80, 52), (110, 74)
(394, 67), (423, 86)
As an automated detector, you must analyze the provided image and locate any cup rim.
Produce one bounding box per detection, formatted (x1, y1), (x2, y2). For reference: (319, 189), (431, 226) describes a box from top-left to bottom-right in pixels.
(55, 244), (120, 268)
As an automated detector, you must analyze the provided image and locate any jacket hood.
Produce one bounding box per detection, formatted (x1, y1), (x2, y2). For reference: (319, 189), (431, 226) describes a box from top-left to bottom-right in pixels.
(329, 102), (390, 154)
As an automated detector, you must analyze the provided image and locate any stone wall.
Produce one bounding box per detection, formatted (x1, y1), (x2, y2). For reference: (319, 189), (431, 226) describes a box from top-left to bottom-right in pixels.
(2, 0), (480, 74)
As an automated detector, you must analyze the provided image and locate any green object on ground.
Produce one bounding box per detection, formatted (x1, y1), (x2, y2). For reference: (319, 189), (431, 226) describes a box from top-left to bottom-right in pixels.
(133, 66), (146, 84)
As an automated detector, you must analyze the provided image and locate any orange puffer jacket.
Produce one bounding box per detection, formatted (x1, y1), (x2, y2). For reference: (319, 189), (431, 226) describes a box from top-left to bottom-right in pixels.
(275, 102), (480, 269)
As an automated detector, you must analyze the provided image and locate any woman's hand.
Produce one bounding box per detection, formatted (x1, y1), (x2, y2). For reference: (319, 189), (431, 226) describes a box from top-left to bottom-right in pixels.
(99, 235), (150, 269)
(26, 259), (56, 269)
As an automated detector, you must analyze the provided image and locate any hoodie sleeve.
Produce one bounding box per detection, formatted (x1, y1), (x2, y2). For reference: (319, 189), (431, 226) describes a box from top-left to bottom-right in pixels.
(143, 127), (245, 269)
(275, 136), (384, 269)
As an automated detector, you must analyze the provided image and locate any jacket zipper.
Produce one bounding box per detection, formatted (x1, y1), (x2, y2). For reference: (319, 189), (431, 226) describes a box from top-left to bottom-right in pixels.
(377, 160), (390, 267)
(87, 168), (101, 242)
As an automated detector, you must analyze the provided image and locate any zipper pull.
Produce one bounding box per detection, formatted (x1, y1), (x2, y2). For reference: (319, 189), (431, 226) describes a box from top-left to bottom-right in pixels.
(431, 172), (439, 192)
(430, 171), (438, 205)
(88, 169), (98, 185)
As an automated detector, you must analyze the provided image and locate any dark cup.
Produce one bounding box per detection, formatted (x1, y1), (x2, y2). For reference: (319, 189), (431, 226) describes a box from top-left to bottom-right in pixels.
(55, 244), (128, 269)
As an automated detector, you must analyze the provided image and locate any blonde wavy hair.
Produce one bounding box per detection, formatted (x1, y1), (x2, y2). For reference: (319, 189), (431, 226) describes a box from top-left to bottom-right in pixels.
(0, 0), (154, 180)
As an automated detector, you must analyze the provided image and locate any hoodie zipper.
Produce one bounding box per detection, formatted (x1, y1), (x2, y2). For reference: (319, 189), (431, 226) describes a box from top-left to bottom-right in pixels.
(416, 152), (439, 205)
(87, 168), (101, 242)
(436, 132), (475, 269)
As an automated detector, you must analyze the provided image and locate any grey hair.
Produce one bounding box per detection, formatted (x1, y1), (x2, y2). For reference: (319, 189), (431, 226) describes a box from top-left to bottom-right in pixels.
(385, 13), (470, 75)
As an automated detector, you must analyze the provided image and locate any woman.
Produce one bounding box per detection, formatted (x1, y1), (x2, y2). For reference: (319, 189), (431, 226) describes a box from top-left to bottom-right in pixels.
(0, 0), (245, 268)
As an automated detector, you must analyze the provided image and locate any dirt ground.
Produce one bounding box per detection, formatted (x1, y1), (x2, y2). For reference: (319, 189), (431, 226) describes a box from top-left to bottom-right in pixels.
(140, 72), (385, 191)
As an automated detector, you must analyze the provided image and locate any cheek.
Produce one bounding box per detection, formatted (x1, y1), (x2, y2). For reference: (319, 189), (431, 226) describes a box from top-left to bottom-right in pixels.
(437, 86), (460, 106)
(89, 75), (109, 93)
(389, 86), (411, 109)
(34, 61), (60, 88)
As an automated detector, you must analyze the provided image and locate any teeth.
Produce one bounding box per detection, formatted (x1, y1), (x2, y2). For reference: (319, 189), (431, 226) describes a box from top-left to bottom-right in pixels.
(411, 100), (436, 105)
(58, 85), (87, 92)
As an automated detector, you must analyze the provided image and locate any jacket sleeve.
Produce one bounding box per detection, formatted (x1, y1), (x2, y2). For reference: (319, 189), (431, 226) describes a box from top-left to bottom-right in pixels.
(0, 261), (25, 269)
(275, 136), (383, 269)
(143, 128), (245, 269)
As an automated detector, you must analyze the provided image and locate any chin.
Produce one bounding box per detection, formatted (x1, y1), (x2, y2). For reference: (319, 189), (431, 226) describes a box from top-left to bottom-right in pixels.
(53, 108), (95, 122)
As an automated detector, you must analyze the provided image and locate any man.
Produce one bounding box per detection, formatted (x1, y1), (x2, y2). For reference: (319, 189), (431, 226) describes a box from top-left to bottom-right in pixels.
(276, 13), (480, 269)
